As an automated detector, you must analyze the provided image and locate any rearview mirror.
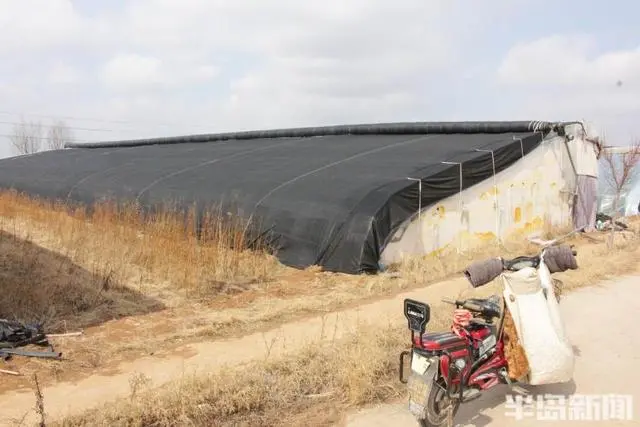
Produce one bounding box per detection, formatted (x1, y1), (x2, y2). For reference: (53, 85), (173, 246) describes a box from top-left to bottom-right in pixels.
(404, 298), (430, 336)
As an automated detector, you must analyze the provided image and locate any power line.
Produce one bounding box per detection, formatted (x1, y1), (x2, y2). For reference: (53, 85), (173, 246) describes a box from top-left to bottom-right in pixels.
(0, 120), (114, 133)
(0, 133), (90, 143)
(0, 110), (215, 130)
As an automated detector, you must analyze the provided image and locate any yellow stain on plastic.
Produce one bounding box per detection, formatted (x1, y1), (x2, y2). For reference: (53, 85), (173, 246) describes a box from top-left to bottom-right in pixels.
(426, 246), (448, 257)
(432, 205), (446, 219)
(474, 231), (496, 242)
(522, 217), (544, 234)
(514, 207), (522, 223)
(480, 187), (499, 199)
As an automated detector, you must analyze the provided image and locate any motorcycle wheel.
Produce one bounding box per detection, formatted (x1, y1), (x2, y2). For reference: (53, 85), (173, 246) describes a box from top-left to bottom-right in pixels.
(418, 378), (460, 427)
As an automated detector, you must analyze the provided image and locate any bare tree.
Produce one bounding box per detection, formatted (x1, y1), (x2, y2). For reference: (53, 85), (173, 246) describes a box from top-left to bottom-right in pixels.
(9, 119), (43, 155)
(600, 140), (640, 247)
(46, 119), (73, 150)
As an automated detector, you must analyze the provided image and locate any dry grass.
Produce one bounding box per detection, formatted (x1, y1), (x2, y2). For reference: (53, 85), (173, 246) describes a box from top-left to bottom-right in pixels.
(1, 190), (637, 383)
(1, 189), (638, 405)
(0, 190), (281, 300)
(0, 190), (574, 339)
(55, 320), (426, 427)
(56, 228), (640, 427)
(0, 190), (282, 319)
(0, 229), (163, 332)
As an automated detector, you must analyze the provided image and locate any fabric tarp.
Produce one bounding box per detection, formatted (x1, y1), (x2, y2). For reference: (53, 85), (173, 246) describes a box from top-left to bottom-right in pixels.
(573, 175), (598, 231)
(0, 121), (553, 274)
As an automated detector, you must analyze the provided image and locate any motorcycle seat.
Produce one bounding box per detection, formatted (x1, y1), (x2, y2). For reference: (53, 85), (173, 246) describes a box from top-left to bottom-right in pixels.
(420, 331), (467, 350)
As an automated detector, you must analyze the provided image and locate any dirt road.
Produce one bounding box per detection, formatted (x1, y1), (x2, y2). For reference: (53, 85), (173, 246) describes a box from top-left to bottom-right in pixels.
(3, 273), (638, 426)
(344, 275), (640, 426)
(0, 276), (469, 425)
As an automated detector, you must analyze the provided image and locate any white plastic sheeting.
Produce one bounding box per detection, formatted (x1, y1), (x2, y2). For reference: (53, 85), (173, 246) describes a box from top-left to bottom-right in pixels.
(597, 152), (640, 217)
(501, 254), (575, 385)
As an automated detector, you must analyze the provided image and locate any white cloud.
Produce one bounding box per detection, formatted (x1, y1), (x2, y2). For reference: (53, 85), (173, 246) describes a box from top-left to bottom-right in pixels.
(498, 35), (640, 89)
(0, 0), (79, 50)
(53, 0), (468, 130)
(48, 62), (81, 84)
(0, 0), (111, 54)
(102, 53), (219, 90)
(102, 54), (164, 88)
(1, 0), (639, 158)
(116, 0), (461, 126)
(495, 34), (640, 143)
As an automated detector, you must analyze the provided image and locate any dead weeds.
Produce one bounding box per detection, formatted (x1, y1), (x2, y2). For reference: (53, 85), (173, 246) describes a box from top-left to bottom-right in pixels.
(0, 229), (163, 333)
(56, 320), (410, 427)
(55, 232), (640, 427)
(0, 184), (637, 427)
(0, 190), (572, 348)
(2, 191), (639, 397)
(0, 190), (283, 306)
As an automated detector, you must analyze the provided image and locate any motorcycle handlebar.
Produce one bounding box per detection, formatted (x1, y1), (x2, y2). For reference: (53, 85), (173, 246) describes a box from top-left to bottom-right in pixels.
(463, 244), (578, 289)
(500, 248), (578, 265)
(441, 297), (483, 313)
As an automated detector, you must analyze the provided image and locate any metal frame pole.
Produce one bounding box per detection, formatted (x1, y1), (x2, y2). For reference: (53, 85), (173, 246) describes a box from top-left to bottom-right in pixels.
(441, 161), (463, 253)
(513, 136), (525, 158)
(407, 177), (423, 251)
(474, 149), (500, 242)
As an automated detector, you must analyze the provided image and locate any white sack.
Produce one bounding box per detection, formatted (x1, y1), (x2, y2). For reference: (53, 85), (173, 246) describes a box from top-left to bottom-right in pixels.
(538, 253), (572, 346)
(501, 262), (574, 385)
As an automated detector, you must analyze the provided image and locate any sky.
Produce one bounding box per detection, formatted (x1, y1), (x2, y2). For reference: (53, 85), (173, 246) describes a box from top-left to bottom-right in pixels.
(0, 0), (639, 158)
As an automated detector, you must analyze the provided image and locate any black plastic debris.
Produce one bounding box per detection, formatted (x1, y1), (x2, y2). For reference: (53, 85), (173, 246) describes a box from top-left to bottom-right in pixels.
(0, 319), (62, 360)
